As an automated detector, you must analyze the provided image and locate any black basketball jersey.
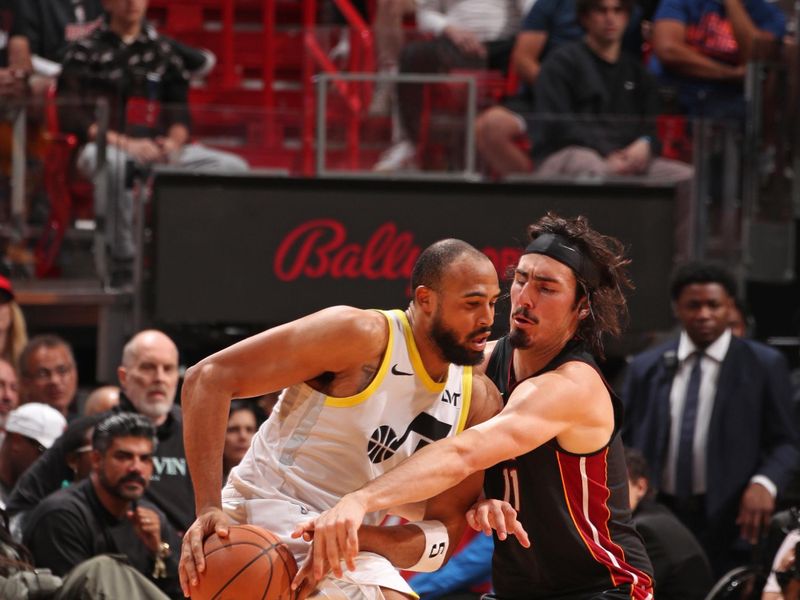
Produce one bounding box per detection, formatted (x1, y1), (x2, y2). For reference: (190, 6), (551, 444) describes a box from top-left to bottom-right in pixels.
(484, 337), (654, 599)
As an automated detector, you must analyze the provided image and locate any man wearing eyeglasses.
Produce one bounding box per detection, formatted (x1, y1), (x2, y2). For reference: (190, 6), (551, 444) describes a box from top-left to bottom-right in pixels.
(19, 335), (79, 419)
(0, 402), (66, 508)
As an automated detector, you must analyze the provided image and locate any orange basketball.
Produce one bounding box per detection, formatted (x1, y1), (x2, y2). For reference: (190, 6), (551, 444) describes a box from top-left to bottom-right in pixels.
(192, 524), (298, 600)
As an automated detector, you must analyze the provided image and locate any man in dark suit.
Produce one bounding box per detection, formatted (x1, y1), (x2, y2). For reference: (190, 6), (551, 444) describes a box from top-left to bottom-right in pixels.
(622, 261), (798, 576)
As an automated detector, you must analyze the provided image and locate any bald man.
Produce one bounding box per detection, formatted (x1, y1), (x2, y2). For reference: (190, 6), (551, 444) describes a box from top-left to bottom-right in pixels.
(82, 386), (120, 416)
(117, 329), (194, 533)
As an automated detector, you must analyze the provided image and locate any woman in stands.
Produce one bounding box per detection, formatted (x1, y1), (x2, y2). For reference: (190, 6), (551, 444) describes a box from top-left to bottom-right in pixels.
(0, 267), (27, 367)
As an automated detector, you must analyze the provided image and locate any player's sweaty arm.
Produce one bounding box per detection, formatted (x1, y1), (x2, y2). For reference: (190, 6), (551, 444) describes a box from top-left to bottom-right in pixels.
(292, 374), (504, 587)
(179, 306), (387, 596)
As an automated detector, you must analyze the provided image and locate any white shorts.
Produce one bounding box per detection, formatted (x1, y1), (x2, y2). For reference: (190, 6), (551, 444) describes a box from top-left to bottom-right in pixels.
(221, 494), (417, 600)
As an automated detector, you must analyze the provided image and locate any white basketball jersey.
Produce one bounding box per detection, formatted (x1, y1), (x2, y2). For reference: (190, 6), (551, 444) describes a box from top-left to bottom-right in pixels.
(226, 309), (472, 525)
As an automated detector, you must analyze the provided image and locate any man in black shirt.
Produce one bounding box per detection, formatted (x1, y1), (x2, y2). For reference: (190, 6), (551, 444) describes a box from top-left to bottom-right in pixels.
(23, 412), (181, 598)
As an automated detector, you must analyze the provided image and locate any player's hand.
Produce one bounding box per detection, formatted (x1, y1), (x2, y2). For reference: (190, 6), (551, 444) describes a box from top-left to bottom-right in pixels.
(128, 505), (162, 553)
(291, 492), (366, 579)
(737, 482), (774, 544)
(290, 548), (331, 600)
(466, 499), (530, 548)
(179, 507), (232, 597)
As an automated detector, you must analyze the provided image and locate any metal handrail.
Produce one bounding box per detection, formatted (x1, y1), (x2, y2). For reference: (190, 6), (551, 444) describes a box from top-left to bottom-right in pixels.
(301, 0), (376, 174)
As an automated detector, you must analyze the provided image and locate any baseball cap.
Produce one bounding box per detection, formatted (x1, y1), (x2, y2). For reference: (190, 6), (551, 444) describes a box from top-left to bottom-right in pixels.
(0, 264), (14, 303)
(5, 403), (67, 449)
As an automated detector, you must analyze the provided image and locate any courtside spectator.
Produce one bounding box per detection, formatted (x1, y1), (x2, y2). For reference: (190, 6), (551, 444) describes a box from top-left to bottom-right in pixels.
(0, 512), (62, 599)
(8, 329), (194, 535)
(18, 335), (78, 419)
(0, 266), (27, 367)
(5, 413), (104, 539)
(626, 447), (714, 599)
(23, 412), (180, 598)
(83, 385), (120, 416)
(0, 358), (18, 431)
(0, 403), (65, 508)
(117, 329), (194, 533)
(222, 400), (257, 484)
(729, 296), (754, 338)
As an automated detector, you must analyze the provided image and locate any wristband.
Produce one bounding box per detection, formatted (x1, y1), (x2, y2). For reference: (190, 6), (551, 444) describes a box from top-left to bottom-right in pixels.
(407, 520), (449, 572)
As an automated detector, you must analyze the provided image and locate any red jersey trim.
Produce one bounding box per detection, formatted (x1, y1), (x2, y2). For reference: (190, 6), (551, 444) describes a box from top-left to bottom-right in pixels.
(557, 449), (654, 599)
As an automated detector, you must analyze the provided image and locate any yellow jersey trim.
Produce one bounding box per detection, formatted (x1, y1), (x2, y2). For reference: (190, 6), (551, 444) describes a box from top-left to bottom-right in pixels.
(455, 366), (473, 434)
(324, 310), (393, 408)
(395, 310), (447, 393)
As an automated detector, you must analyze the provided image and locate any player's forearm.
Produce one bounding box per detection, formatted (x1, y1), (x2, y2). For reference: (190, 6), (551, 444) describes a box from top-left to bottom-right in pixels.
(358, 524), (426, 569)
(353, 436), (477, 514)
(182, 361), (231, 512)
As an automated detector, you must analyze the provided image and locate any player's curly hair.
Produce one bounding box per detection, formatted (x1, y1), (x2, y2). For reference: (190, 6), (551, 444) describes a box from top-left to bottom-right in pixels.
(526, 213), (633, 359)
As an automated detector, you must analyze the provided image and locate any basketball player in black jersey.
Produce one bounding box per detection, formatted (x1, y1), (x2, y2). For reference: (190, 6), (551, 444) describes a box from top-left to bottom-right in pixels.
(299, 213), (655, 599)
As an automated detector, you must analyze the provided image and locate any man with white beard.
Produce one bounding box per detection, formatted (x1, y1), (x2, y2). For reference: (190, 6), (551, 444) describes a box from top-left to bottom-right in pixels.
(116, 329), (195, 534)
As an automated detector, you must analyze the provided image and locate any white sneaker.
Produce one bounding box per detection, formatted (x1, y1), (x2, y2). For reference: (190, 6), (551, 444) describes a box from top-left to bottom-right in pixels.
(373, 140), (417, 172)
(328, 35), (350, 65)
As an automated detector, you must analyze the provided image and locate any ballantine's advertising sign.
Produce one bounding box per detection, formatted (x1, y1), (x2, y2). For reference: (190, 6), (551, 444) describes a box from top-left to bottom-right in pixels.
(153, 174), (675, 332)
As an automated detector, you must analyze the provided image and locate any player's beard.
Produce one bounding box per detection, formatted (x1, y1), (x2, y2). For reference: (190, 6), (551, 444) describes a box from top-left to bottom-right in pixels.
(509, 307), (537, 349)
(509, 327), (532, 349)
(430, 311), (488, 366)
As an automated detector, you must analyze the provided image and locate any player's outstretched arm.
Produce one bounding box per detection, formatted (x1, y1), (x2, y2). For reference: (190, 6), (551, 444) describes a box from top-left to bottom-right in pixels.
(297, 365), (600, 575)
(178, 306), (387, 597)
(292, 372), (506, 589)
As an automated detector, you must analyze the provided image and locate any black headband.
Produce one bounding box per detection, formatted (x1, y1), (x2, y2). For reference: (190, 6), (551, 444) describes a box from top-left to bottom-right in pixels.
(523, 233), (601, 289)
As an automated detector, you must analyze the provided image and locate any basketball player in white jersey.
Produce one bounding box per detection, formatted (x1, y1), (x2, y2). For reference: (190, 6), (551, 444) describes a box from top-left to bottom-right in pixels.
(178, 239), (503, 600)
